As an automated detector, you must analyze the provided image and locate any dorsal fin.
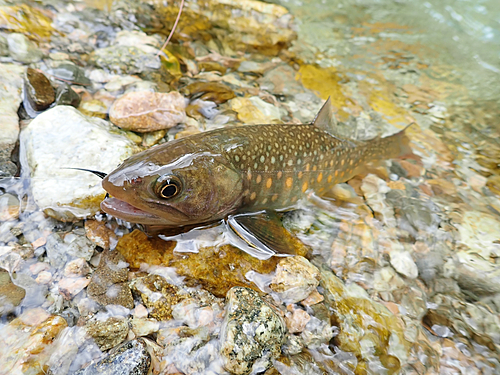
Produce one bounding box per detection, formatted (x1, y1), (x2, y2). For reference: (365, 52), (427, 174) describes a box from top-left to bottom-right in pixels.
(312, 97), (337, 133)
(312, 97), (357, 147)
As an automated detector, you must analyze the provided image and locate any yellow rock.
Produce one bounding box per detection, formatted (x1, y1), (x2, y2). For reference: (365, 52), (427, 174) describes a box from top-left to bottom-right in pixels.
(0, 5), (53, 41)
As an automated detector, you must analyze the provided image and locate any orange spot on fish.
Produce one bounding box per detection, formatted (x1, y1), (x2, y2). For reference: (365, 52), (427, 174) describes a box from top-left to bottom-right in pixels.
(266, 178), (272, 188)
(247, 171), (252, 180)
(317, 173), (323, 183)
(286, 177), (293, 188)
(334, 170), (339, 177)
(271, 194), (278, 202)
(313, 165), (317, 171)
(256, 175), (262, 184)
(305, 164), (310, 172)
(298, 171), (303, 179)
(327, 175), (333, 183)
(250, 192), (257, 200)
(302, 181), (308, 193)
(277, 171), (283, 179)
(341, 160), (345, 166)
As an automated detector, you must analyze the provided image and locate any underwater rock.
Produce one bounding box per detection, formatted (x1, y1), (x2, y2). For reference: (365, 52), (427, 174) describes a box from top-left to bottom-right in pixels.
(220, 287), (285, 375)
(50, 63), (91, 86)
(230, 96), (284, 124)
(456, 211), (500, 259)
(89, 45), (160, 75)
(0, 63), (25, 149)
(316, 262), (410, 374)
(6, 33), (42, 63)
(0, 4), (53, 40)
(85, 317), (129, 351)
(84, 220), (117, 249)
(0, 309), (67, 375)
(55, 84), (80, 107)
(109, 91), (186, 132)
(389, 250), (419, 279)
(130, 274), (185, 321)
(116, 229), (278, 297)
(285, 308), (311, 334)
(58, 276), (90, 300)
(87, 248), (133, 309)
(269, 256), (320, 304)
(0, 268), (25, 315)
(258, 64), (305, 97)
(130, 318), (160, 337)
(0, 193), (20, 221)
(452, 251), (500, 296)
(25, 68), (55, 112)
(183, 81), (236, 104)
(45, 232), (96, 269)
(74, 339), (151, 375)
(20, 105), (139, 221)
(78, 99), (108, 119)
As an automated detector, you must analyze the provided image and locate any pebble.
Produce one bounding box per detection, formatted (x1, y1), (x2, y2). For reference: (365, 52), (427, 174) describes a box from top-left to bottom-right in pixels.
(285, 308), (311, 333)
(132, 304), (149, 319)
(130, 318), (160, 337)
(0, 268), (26, 314)
(85, 317), (129, 351)
(109, 91), (186, 132)
(87, 248), (134, 309)
(219, 286), (285, 375)
(0, 63), (25, 146)
(19, 105), (139, 221)
(55, 83), (81, 107)
(64, 258), (92, 277)
(50, 63), (91, 86)
(74, 339), (151, 375)
(300, 289), (324, 306)
(24, 68), (55, 112)
(45, 232), (96, 268)
(270, 256), (320, 304)
(84, 220), (117, 249)
(58, 276), (90, 299)
(6, 33), (42, 63)
(35, 271), (52, 284)
(89, 45), (160, 74)
(0, 193), (19, 221)
(78, 99), (108, 118)
(390, 250), (419, 279)
(230, 96), (284, 125)
(0, 310), (67, 374)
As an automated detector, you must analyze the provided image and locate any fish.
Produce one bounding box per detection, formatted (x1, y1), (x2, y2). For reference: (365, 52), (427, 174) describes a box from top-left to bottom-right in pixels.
(100, 98), (414, 258)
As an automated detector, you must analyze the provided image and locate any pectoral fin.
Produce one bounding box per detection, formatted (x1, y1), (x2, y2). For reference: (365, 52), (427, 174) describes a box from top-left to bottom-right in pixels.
(226, 211), (309, 260)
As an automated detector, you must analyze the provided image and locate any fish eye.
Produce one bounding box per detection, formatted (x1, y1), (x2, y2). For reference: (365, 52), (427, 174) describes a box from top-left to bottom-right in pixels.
(155, 175), (182, 199)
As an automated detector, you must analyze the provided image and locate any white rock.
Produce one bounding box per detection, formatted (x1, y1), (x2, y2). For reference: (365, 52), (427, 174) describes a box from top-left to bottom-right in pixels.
(6, 33), (43, 63)
(390, 251), (419, 279)
(20, 106), (139, 221)
(0, 63), (25, 145)
(130, 318), (160, 337)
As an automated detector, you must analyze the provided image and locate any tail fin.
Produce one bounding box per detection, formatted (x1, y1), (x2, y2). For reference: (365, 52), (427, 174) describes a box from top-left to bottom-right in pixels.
(391, 123), (420, 162)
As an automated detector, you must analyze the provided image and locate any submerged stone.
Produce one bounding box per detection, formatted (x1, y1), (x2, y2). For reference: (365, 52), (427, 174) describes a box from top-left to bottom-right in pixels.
(74, 339), (151, 375)
(85, 317), (129, 351)
(25, 68), (55, 112)
(51, 63), (91, 86)
(116, 229), (278, 298)
(90, 45), (161, 75)
(55, 84), (81, 107)
(6, 33), (42, 63)
(20, 106), (139, 221)
(0, 4), (53, 40)
(0, 268), (25, 315)
(87, 248), (134, 309)
(220, 287), (285, 375)
(183, 81), (236, 104)
(109, 91), (186, 132)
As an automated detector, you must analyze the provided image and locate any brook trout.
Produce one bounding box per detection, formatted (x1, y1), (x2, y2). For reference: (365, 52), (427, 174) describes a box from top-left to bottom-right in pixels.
(101, 98), (412, 257)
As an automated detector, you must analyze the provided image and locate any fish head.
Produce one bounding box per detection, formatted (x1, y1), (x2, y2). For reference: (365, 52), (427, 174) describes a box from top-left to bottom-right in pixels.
(101, 141), (243, 226)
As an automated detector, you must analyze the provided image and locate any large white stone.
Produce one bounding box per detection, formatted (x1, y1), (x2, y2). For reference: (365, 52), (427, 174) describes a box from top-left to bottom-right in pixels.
(0, 63), (25, 145)
(20, 106), (139, 221)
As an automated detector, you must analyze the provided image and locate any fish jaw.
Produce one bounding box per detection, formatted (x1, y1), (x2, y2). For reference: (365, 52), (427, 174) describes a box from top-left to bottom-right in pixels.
(100, 197), (176, 225)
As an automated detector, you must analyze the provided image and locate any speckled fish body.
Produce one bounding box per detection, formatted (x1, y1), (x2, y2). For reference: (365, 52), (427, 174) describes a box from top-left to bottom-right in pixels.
(101, 99), (411, 227)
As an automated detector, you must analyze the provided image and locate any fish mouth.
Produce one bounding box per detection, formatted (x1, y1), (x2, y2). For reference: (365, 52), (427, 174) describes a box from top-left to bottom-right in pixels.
(101, 197), (176, 225)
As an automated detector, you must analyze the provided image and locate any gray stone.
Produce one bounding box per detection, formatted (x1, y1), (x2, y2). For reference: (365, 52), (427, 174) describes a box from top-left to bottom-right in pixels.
(74, 339), (151, 375)
(89, 45), (160, 75)
(45, 232), (96, 268)
(0, 63), (25, 148)
(220, 287), (285, 375)
(50, 63), (91, 86)
(55, 84), (81, 107)
(19, 106), (139, 221)
(0, 34), (8, 56)
(6, 33), (42, 63)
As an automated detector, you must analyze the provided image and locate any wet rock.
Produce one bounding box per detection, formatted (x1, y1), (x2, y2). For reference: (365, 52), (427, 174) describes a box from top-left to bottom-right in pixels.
(25, 68), (55, 112)
(457, 211), (500, 259)
(453, 251), (500, 296)
(58, 276), (91, 299)
(183, 81), (235, 104)
(0, 268), (25, 314)
(90, 45), (160, 75)
(116, 229), (278, 297)
(109, 91), (186, 132)
(130, 274), (184, 321)
(84, 220), (117, 249)
(87, 248), (133, 309)
(6, 33), (42, 63)
(45, 232), (96, 268)
(230, 96), (284, 124)
(0, 63), (25, 160)
(285, 308), (311, 334)
(0, 4), (53, 40)
(130, 318), (160, 337)
(64, 258), (92, 277)
(317, 262), (410, 374)
(74, 339), (151, 375)
(0, 193), (20, 221)
(301, 289), (324, 306)
(50, 63), (91, 86)
(79, 99), (108, 119)
(85, 317), (129, 351)
(20, 105), (139, 221)
(220, 287), (285, 375)
(360, 174), (396, 227)
(0, 309), (68, 374)
(0, 34), (8, 56)
(258, 64), (305, 97)
(55, 84), (81, 107)
(390, 250), (419, 279)
(269, 256), (320, 304)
